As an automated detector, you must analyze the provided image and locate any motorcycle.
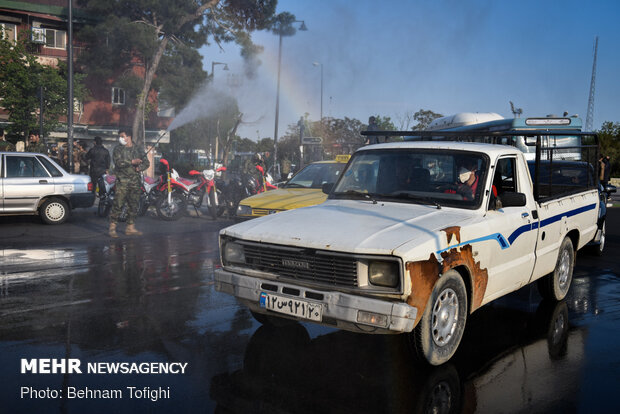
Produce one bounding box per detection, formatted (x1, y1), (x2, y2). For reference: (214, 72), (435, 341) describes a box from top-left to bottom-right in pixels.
(154, 159), (187, 221)
(217, 164), (277, 217)
(97, 173), (156, 220)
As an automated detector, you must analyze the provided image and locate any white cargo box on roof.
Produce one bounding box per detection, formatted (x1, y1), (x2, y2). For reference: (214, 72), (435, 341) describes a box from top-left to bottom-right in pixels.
(428, 112), (504, 131)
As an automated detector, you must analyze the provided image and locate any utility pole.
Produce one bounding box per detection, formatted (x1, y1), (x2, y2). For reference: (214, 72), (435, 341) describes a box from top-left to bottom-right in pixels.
(67, 0), (74, 172)
(585, 36), (599, 132)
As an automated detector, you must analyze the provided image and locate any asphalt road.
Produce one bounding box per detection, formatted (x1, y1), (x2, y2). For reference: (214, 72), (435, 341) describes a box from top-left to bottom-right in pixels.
(0, 206), (619, 413)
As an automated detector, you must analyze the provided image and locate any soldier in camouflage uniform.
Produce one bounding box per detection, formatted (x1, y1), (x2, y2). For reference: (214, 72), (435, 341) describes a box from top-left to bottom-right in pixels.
(109, 127), (150, 237)
(0, 128), (15, 151)
(26, 131), (48, 154)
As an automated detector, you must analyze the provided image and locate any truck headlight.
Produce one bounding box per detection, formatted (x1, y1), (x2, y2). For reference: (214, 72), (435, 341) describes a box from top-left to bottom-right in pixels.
(237, 204), (252, 216)
(223, 241), (245, 265)
(368, 261), (399, 287)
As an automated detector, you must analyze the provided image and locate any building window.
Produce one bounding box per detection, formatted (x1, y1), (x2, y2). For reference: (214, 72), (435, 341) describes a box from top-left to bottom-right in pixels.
(112, 87), (125, 105)
(0, 22), (17, 43)
(44, 28), (66, 49)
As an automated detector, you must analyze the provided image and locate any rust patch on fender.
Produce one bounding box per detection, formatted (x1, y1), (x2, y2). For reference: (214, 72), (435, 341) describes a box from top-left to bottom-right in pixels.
(440, 245), (488, 311)
(406, 254), (440, 326)
(441, 226), (461, 244)
(406, 245), (489, 325)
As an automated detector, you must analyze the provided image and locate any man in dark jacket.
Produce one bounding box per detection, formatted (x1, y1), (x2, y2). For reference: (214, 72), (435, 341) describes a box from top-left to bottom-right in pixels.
(85, 136), (110, 196)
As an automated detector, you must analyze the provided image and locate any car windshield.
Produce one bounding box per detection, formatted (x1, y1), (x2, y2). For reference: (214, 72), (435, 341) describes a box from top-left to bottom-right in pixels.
(331, 149), (488, 208)
(284, 163), (345, 189)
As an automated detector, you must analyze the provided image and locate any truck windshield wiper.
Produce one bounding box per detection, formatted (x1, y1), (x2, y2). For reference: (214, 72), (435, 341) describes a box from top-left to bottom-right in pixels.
(334, 190), (378, 204)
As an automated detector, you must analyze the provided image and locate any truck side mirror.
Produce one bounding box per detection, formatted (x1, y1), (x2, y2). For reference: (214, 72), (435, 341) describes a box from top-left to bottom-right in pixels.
(322, 182), (334, 194)
(499, 191), (527, 208)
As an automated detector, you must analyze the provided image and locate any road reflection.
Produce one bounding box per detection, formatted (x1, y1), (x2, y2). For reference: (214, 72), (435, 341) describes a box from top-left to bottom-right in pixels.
(211, 299), (583, 413)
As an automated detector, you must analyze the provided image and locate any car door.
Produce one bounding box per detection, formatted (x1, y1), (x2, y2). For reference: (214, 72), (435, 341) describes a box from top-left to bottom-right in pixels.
(0, 154), (4, 212)
(482, 155), (540, 301)
(3, 154), (54, 212)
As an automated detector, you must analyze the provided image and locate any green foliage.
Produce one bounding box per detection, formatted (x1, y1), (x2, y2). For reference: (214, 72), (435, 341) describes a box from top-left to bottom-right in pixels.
(77, 0), (279, 136)
(598, 121), (620, 177)
(412, 109), (444, 130)
(0, 35), (85, 138)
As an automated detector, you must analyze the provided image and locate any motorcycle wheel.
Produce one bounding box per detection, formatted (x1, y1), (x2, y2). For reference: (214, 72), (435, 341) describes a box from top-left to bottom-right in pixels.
(118, 205), (128, 222)
(97, 196), (112, 217)
(137, 194), (148, 216)
(208, 189), (219, 220)
(156, 192), (186, 221)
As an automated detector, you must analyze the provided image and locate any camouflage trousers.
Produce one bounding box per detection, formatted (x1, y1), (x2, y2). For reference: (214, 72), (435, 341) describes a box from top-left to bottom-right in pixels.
(110, 179), (140, 225)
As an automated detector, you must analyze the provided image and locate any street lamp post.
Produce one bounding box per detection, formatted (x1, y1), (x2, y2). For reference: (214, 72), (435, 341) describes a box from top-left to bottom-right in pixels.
(312, 61), (323, 121)
(211, 61), (229, 79)
(273, 19), (307, 179)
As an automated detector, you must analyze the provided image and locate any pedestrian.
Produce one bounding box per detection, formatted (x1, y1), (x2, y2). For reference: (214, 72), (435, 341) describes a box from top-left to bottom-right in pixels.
(364, 116), (380, 145)
(26, 131), (48, 154)
(78, 141), (90, 174)
(0, 128), (15, 151)
(108, 128), (150, 238)
(85, 136), (110, 196)
(603, 155), (611, 186)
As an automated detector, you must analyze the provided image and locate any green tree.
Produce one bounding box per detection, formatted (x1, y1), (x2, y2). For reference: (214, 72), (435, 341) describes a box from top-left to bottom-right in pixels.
(77, 0), (279, 143)
(412, 109), (444, 130)
(0, 36), (85, 142)
(598, 121), (620, 178)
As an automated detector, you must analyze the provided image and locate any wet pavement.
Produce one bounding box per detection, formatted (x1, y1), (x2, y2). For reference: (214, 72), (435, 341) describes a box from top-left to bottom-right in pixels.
(1, 207), (619, 413)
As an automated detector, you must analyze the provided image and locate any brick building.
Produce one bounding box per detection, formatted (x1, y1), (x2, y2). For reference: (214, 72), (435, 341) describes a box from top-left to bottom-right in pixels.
(0, 0), (172, 173)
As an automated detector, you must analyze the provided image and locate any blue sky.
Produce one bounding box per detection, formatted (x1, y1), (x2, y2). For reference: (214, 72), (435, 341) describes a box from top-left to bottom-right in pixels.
(198, 0), (620, 140)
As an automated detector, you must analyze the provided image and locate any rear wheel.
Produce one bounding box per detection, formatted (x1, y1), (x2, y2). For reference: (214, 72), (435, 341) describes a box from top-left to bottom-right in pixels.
(411, 270), (468, 366)
(589, 220), (605, 256)
(97, 196), (112, 217)
(538, 237), (574, 301)
(40, 198), (69, 225)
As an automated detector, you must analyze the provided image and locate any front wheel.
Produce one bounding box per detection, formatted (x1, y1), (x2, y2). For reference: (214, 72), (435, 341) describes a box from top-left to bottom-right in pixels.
(411, 270), (468, 366)
(40, 197), (69, 225)
(207, 189), (219, 220)
(156, 192), (186, 221)
(538, 237), (574, 301)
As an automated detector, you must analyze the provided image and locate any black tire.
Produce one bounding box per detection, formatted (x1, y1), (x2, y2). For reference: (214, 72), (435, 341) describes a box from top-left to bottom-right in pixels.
(97, 196), (112, 218)
(589, 220), (605, 256)
(156, 191), (186, 221)
(411, 269), (468, 366)
(40, 197), (69, 225)
(137, 193), (148, 216)
(208, 189), (218, 220)
(538, 237), (574, 301)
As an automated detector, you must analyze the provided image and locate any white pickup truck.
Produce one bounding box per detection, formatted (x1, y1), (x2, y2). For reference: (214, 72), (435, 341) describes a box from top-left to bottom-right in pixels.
(215, 133), (603, 365)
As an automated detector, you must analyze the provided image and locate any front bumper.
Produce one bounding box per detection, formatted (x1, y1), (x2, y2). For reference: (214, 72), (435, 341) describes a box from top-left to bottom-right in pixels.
(215, 268), (417, 334)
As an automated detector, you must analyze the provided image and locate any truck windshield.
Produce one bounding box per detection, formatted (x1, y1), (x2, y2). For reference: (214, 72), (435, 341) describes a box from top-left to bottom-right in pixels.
(331, 149), (488, 209)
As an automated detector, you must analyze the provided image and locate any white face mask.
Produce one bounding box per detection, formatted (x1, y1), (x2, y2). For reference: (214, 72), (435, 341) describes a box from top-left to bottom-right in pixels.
(119, 137), (127, 146)
(459, 170), (472, 183)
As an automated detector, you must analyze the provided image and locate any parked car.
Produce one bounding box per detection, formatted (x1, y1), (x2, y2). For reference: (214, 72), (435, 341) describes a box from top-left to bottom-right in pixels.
(1, 151), (95, 224)
(235, 156), (350, 219)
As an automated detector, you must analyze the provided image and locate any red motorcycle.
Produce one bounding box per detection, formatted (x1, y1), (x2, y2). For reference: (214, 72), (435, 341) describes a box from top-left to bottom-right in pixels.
(154, 159), (188, 221)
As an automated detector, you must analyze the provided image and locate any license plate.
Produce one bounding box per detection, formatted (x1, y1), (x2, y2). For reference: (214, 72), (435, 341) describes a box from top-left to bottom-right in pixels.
(259, 292), (322, 322)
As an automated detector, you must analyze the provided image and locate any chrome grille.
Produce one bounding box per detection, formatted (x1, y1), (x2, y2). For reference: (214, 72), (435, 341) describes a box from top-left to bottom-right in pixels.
(242, 243), (358, 287)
